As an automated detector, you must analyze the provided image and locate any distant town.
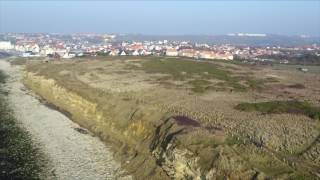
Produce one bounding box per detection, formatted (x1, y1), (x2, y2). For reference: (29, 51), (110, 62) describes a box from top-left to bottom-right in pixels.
(0, 33), (320, 65)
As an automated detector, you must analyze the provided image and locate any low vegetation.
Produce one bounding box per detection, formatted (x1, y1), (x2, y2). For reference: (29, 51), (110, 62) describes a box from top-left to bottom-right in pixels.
(9, 58), (27, 65)
(235, 100), (320, 120)
(130, 58), (251, 92)
(0, 70), (47, 179)
(187, 79), (213, 93)
(138, 58), (230, 80)
(24, 57), (320, 179)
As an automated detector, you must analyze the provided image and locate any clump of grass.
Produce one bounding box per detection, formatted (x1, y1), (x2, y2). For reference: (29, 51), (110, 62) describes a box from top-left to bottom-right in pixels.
(225, 135), (244, 146)
(235, 100), (320, 120)
(0, 70), (47, 179)
(188, 79), (212, 93)
(9, 58), (27, 65)
(234, 145), (294, 177)
(246, 78), (264, 90)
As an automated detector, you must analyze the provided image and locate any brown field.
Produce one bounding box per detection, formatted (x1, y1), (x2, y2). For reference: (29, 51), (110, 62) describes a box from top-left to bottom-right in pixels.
(22, 56), (320, 179)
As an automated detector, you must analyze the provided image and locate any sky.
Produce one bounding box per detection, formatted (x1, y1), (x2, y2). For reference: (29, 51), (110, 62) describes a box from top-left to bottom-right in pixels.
(0, 1), (319, 36)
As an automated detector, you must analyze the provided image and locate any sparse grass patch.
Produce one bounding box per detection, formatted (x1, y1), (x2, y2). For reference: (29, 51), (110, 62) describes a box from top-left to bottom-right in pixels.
(225, 135), (244, 146)
(235, 100), (320, 120)
(9, 58), (27, 65)
(130, 58), (247, 92)
(264, 77), (279, 83)
(246, 78), (264, 90)
(235, 145), (294, 177)
(197, 148), (219, 173)
(188, 79), (212, 93)
(139, 59), (229, 80)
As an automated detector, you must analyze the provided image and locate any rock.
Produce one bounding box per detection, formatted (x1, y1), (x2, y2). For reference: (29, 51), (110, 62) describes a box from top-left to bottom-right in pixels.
(74, 127), (89, 134)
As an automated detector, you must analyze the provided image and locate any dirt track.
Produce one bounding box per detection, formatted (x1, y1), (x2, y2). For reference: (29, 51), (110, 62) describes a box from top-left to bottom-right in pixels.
(0, 59), (131, 180)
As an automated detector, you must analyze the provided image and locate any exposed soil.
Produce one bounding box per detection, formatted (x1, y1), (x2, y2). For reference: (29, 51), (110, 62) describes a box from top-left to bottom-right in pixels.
(173, 115), (201, 127)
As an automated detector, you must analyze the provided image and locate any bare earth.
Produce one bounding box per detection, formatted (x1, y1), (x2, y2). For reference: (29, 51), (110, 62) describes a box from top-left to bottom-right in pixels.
(0, 60), (131, 180)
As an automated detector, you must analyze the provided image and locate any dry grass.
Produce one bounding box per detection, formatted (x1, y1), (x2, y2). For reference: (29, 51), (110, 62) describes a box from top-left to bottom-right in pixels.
(24, 56), (320, 178)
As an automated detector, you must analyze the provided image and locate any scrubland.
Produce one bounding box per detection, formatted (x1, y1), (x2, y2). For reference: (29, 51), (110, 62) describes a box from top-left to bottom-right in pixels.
(23, 56), (320, 179)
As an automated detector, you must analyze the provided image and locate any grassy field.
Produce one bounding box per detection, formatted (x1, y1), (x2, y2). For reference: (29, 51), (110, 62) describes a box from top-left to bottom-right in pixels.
(129, 58), (253, 92)
(0, 70), (47, 179)
(23, 57), (320, 179)
(235, 100), (320, 120)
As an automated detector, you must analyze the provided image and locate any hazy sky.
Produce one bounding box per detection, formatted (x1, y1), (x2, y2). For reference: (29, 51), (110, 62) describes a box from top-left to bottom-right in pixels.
(1, 1), (319, 36)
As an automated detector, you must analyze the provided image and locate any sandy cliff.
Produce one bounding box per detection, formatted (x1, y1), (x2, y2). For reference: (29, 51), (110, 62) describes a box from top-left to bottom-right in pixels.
(23, 71), (261, 179)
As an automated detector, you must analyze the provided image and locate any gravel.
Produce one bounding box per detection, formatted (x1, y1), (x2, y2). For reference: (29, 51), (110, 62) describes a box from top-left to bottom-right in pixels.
(0, 60), (131, 180)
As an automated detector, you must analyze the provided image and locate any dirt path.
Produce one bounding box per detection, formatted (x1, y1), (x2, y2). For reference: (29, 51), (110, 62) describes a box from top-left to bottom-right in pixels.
(0, 60), (131, 180)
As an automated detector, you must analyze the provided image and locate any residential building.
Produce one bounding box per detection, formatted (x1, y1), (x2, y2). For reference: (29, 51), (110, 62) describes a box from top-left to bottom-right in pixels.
(179, 49), (195, 58)
(0, 41), (14, 50)
(166, 48), (179, 56)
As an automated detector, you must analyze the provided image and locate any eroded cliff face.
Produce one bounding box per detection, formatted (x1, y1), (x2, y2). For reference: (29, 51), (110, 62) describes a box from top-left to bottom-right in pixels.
(23, 72), (263, 180)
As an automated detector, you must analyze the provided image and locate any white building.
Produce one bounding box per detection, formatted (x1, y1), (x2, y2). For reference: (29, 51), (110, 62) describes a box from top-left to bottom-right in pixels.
(15, 44), (26, 52)
(40, 46), (54, 56)
(62, 52), (76, 59)
(119, 51), (127, 56)
(0, 41), (14, 50)
(132, 50), (140, 56)
(166, 48), (179, 56)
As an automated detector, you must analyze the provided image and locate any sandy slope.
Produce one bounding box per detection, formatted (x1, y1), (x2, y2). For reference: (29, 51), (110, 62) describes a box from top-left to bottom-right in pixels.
(0, 60), (131, 180)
